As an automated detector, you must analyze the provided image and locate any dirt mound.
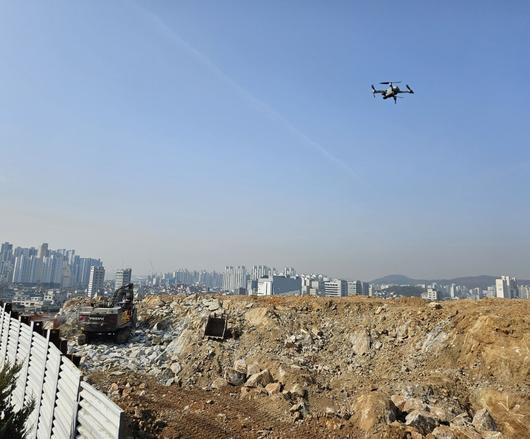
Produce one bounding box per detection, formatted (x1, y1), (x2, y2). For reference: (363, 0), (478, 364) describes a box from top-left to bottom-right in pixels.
(69, 295), (529, 438)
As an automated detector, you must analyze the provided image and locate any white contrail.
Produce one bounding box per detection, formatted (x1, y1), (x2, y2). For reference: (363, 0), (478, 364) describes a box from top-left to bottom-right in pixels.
(132, 3), (359, 180)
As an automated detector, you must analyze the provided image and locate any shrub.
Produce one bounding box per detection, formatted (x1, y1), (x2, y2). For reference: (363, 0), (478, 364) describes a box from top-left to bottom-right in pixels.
(0, 362), (34, 439)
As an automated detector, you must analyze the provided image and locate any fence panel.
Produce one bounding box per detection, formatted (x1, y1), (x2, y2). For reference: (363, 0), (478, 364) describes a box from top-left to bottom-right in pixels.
(0, 304), (6, 360)
(0, 305), (125, 439)
(76, 381), (124, 439)
(12, 322), (33, 411)
(25, 332), (49, 438)
(0, 307), (10, 366)
(6, 317), (21, 365)
(36, 343), (62, 439)
(51, 357), (81, 439)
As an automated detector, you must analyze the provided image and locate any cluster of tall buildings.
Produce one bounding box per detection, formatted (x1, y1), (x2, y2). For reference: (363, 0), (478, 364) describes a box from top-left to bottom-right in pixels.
(495, 276), (527, 299)
(0, 242), (103, 288)
(373, 275), (530, 300)
(426, 276), (529, 300)
(143, 265), (370, 298)
(221, 265), (369, 297)
(6, 241), (528, 303)
(146, 269), (223, 289)
(223, 265), (300, 292)
(223, 266), (249, 292)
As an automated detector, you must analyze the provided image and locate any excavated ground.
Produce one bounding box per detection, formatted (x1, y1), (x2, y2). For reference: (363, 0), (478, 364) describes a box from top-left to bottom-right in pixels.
(60, 295), (530, 438)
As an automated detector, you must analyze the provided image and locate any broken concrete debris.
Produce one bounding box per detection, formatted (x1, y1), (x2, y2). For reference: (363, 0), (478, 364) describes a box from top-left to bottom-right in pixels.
(61, 294), (530, 438)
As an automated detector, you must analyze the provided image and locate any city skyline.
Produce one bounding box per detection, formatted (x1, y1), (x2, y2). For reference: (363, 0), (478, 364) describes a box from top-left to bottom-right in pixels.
(2, 238), (530, 283)
(1, 1), (530, 280)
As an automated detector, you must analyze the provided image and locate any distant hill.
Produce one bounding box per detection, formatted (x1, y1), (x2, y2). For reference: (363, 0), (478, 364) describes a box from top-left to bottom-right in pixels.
(380, 285), (424, 297)
(371, 274), (424, 285)
(370, 274), (528, 290)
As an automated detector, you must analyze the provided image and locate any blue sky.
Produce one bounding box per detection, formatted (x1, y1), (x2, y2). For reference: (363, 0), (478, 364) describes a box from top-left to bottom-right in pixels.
(1, 0), (529, 279)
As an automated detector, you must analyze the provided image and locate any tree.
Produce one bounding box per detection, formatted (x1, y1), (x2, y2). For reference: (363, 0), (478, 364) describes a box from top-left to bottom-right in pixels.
(0, 362), (34, 439)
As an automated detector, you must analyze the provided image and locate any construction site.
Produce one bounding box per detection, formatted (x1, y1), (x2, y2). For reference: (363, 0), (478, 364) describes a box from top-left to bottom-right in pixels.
(54, 294), (530, 439)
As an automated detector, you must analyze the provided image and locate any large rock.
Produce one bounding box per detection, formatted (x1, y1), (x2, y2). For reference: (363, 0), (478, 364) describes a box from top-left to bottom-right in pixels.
(429, 405), (454, 423)
(203, 299), (221, 311)
(472, 388), (530, 438)
(350, 330), (371, 355)
(419, 325), (448, 353)
(225, 369), (246, 386)
(246, 363), (260, 375)
(351, 392), (399, 432)
(405, 410), (440, 435)
(450, 412), (472, 427)
(472, 408), (497, 432)
(245, 369), (273, 388)
(289, 400), (309, 418)
(402, 397), (427, 413)
(233, 359), (247, 374)
(168, 362), (180, 374)
(163, 329), (194, 361)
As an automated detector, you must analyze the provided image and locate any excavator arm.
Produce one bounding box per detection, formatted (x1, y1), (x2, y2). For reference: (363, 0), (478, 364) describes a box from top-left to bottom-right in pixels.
(111, 283), (134, 307)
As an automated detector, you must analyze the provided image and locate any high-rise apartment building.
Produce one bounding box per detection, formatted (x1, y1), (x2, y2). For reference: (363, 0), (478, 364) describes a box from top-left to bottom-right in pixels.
(77, 258), (102, 288)
(223, 266), (247, 292)
(251, 265), (271, 280)
(519, 285), (530, 299)
(495, 276), (519, 299)
(284, 267), (296, 276)
(0, 242), (13, 262)
(115, 268), (132, 289)
(88, 266), (105, 296)
(38, 243), (49, 258)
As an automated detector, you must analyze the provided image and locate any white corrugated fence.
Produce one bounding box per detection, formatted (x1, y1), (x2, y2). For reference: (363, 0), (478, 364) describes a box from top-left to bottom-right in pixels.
(0, 303), (126, 439)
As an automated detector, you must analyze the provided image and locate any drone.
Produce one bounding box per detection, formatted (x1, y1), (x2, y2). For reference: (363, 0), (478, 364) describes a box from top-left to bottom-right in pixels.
(371, 81), (414, 104)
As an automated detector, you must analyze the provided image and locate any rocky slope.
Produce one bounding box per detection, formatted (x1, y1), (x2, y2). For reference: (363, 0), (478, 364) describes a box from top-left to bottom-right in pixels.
(62, 295), (530, 438)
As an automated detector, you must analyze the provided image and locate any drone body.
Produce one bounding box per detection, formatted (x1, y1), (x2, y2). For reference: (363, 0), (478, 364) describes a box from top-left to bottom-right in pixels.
(371, 81), (414, 104)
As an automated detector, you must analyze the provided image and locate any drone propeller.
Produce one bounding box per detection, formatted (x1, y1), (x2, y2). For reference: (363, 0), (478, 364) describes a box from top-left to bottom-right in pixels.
(371, 84), (376, 97)
(406, 84), (414, 94)
(380, 81), (401, 85)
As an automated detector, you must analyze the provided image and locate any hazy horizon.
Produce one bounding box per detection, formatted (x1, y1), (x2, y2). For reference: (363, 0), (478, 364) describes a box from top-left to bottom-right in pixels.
(2, 1), (530, 280)
(0, 237), (526, 282)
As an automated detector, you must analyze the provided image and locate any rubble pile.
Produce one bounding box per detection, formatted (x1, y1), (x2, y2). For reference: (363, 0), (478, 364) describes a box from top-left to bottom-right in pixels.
(64, 295), (530, 438)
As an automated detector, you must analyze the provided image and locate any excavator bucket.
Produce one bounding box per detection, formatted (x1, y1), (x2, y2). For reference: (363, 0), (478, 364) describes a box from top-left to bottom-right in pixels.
(204, 314), (227, 340)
